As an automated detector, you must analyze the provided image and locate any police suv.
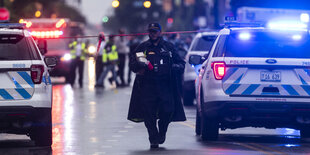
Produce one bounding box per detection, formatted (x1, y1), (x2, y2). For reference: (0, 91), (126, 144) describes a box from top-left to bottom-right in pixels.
(191, 21), (310, 140)
(183, 31), (217, 106)
(0, 23), (55, 146)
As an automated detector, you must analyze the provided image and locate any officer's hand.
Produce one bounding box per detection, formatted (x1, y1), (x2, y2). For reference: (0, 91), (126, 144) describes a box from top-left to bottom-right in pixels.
(98, 33), (105, 42)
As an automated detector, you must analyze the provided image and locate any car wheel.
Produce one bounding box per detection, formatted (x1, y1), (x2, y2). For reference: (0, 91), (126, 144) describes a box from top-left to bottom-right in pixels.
(195, 108), (201, 135)
(300, 128), (310, 139)
(201, 115), (219, 141)
(30, 111), (52, 146)
(200, 90), (219, 141)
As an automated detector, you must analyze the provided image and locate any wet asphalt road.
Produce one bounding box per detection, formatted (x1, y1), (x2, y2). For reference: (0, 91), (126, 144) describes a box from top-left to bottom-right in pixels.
(0, 59), (310, 155)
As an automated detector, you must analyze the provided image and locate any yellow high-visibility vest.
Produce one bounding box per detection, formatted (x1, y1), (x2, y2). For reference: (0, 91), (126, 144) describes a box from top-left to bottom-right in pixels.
(102, 45), (118, 63)
(69, 41), (87, 60)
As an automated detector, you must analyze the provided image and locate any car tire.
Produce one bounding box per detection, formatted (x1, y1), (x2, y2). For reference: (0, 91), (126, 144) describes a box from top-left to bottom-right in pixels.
(195, 108), (201, 135)
(300, 128), (310, 139)
(200, 89), (219, 141)
(30, 111), (52, 146)
(201, 115), (219, 141)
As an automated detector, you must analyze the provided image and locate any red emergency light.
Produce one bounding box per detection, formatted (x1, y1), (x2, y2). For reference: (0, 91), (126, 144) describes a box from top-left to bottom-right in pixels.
(30, 30), (64, 38)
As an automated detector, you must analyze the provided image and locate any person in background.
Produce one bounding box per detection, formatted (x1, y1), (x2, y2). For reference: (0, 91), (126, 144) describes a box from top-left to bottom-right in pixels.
(69, 36), (87, 88)
(115, 29), (129, 87)
(95, 36), (118, 88)
(127, 36), (140, 86)
(183, 35), (193, 51)
(95, 36), (106, 82)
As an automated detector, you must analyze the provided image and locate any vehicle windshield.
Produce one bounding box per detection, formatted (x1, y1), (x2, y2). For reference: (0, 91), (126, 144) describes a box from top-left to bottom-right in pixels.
(191, 35), (216, 51)
(0, 35), (32, 60)
(225, 31), (310, 58)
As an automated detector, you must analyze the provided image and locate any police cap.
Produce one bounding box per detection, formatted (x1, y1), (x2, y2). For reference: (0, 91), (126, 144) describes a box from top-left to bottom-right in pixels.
(148, 23), (161, 32)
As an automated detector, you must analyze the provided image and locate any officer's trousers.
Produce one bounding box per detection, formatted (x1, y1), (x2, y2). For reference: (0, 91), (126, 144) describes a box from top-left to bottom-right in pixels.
(70, 58), (84, 87)
(95, 56), (103, 81)
(117, 53), (126, 86)
(140, 78), (174, 144)
(96, 64), (117, 86)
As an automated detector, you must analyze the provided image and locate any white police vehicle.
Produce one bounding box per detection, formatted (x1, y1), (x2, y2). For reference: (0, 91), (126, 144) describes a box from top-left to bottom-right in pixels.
(183, 32), (217, 106)
(191, 21), (310, 141)
(0, 23), (56, 146)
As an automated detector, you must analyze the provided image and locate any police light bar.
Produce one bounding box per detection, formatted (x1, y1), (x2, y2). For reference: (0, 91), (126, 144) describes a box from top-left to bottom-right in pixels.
(55, 19), (66, 28)
(30, 30), (64, 38)
(267, 21), (308, 31)
(0, 23), (25, 29)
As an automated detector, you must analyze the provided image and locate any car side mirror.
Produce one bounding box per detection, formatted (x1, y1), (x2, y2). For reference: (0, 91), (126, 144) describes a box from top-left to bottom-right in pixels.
(37, 39), (48, 55)
(44, 57), (57, 68)
(189, 55), (203, 65)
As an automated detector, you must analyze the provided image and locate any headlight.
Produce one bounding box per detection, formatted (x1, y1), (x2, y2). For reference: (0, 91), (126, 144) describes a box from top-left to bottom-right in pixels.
(61, 53), (72, 61)
(88, 45), (96, 54)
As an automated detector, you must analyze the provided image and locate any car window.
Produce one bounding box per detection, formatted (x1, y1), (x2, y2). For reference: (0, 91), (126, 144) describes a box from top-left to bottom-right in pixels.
(27, 37), (41, 60)
(0, 35), (33, 60)
(225, 31), (310, 58)
(191, 35), (217, 51)
(212, 35), (227, 57)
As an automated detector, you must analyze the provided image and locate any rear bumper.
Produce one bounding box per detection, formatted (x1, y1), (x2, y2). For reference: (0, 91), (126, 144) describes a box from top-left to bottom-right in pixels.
(202, 101), (310, 129)
(0, 106), (51, 134)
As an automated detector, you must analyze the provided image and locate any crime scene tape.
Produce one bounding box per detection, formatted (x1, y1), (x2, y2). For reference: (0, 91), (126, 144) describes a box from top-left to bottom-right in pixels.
(42, 29), (207, 40)
(39, 29), (210, 61)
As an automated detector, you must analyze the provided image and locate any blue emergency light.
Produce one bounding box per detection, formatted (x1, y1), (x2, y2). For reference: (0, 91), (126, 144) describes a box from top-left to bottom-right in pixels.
(267, 21), (308, 31)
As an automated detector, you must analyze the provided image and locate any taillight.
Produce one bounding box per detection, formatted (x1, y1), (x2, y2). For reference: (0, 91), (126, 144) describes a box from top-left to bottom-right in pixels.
(31, 65), (44, 84)
(211, 61), (226, 80)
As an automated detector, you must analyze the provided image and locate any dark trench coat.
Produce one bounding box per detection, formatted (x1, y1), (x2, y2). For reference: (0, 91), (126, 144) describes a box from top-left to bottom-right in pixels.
(127, 38), (186, 123)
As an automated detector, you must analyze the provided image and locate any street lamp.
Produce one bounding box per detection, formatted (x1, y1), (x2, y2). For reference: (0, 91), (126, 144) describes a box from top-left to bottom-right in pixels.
(143, 1), (151, 8)
(35, 11), (41, 18)
(102, 16), (109, 23)
(112, 0), (120, 8)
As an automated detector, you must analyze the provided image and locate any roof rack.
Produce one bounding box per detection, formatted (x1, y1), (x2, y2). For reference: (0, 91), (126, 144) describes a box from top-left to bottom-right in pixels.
(0, 23), (25, 29)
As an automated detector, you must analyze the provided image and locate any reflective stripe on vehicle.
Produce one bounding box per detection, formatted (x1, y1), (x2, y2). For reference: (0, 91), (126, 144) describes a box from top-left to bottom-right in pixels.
(223, 68), (310, 97)
(1, 71), (35, 100)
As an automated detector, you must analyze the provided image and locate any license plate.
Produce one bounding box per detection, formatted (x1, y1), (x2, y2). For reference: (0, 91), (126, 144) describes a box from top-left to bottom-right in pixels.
(260, 71), (281, 82)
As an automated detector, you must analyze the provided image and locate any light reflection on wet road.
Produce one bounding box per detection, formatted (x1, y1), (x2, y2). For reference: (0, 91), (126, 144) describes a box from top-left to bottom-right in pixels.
(0, 59), (309, 154)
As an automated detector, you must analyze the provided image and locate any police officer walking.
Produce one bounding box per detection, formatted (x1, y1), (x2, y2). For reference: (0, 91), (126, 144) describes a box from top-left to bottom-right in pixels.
(95, 36), (119, 88)
(69, 37), (87, 88)
(96, 38), (106, 82)
(127, 23), (186, 149)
